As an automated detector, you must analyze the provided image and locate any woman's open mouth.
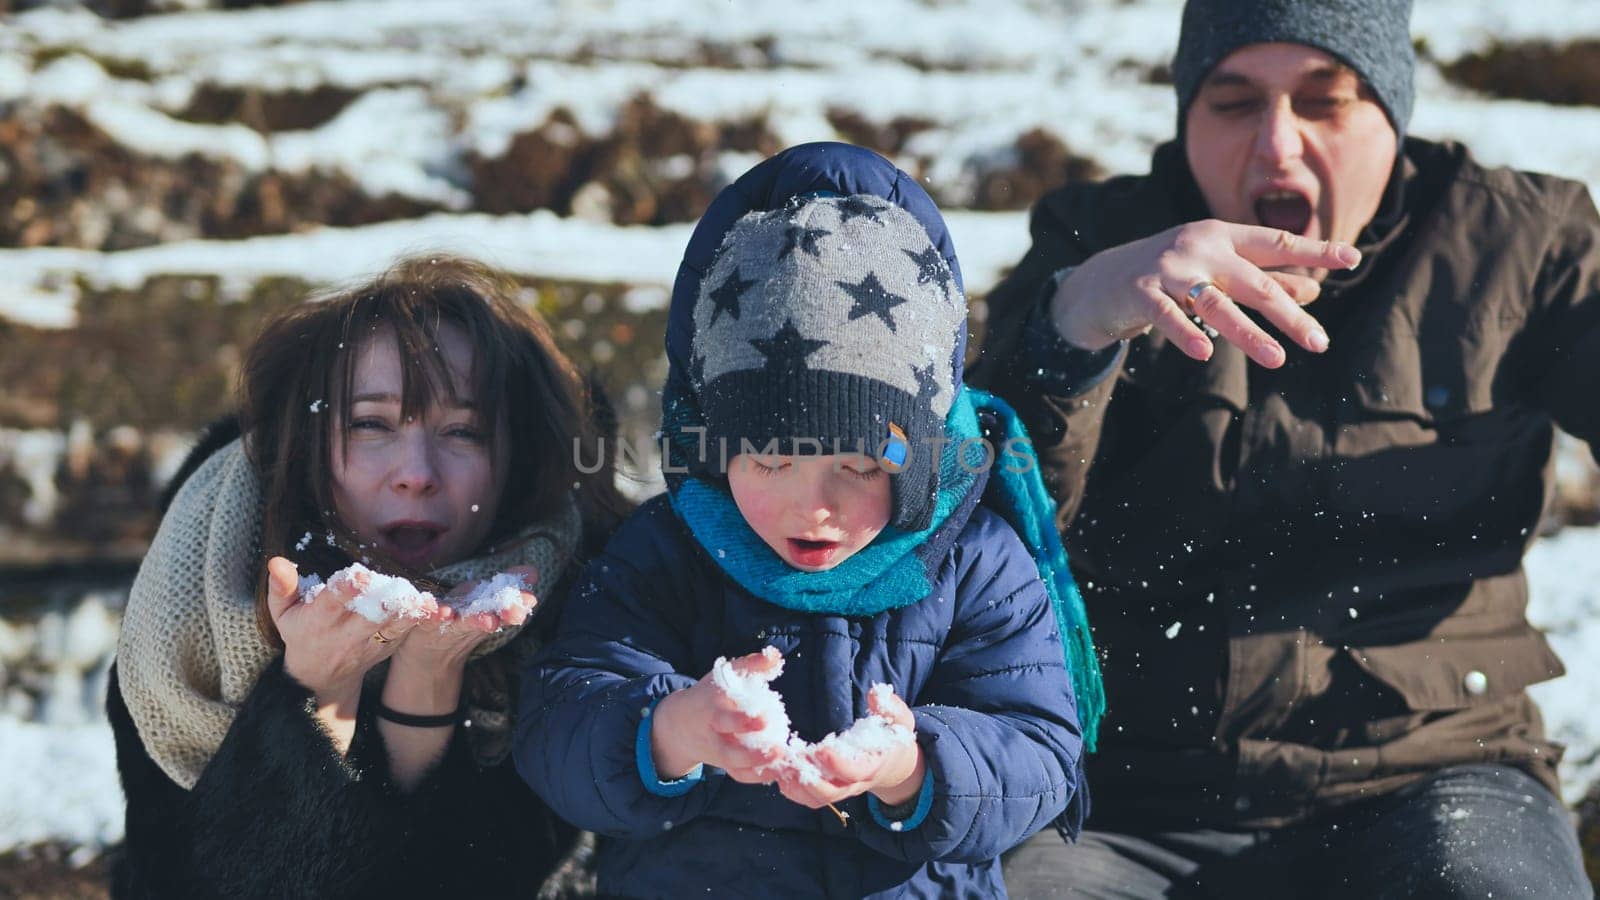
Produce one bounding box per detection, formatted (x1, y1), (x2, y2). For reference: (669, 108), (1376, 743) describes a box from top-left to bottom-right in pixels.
(786, 538), (841, 568)
(380, 522), (446, 568)
(1253, 189), (1314, 236)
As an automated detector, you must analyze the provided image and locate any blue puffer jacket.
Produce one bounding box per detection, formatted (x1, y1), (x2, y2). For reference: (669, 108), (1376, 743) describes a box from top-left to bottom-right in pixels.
(515, 143), (1086, 898)
(516, 495), (1085, 898)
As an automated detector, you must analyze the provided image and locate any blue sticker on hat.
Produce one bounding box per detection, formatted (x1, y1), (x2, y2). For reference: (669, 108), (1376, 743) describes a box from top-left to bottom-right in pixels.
(881, 423), (908, 472)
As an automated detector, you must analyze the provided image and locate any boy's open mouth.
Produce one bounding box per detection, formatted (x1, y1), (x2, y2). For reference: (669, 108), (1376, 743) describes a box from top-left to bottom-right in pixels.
(787, 538), (841, 568)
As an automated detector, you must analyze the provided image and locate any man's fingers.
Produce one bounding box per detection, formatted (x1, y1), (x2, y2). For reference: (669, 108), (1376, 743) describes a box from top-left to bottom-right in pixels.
(1227, 224), (1361, 270)
(1267, 270), (1322, 306)
(264, 557), (302, 622)
(1165, 277), (1287, 368)
(1143, 287), (1215, 361)
(1213, 260), (1329, 355)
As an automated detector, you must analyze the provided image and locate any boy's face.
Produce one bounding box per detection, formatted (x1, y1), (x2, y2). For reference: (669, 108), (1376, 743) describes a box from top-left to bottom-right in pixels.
(727, 453), (893, 572)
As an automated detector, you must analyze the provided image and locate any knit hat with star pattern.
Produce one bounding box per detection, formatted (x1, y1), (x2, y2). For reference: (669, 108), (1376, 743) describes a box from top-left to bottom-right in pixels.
(687, 193), (965, 532)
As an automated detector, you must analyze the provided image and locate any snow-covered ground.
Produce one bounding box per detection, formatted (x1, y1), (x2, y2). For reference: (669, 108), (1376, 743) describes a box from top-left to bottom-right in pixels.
(1527, 528), (1600, 800)
(2, 0), (1600, 327)
(1, 0), (1597, 857)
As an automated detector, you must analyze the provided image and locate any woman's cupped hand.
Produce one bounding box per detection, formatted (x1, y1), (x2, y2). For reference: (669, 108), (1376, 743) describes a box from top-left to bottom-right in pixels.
(390, 565), (540, 672)
(265, 558), (537, 697)
(265, 555), (423, 701)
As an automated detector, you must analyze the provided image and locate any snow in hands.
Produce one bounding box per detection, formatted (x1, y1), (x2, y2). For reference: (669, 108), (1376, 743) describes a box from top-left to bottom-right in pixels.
(297, 563), (533, 624)
(709, 647), (914, 785)
(450, 571), (536, 619)
(297, 563), (438, 622)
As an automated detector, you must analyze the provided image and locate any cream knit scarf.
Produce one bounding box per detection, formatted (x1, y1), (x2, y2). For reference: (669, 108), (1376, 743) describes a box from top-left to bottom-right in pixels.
(117, 439), (582, 789)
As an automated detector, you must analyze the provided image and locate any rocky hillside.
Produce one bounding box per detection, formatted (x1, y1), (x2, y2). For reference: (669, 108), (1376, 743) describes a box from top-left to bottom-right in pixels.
(2, 0), (1598, 895)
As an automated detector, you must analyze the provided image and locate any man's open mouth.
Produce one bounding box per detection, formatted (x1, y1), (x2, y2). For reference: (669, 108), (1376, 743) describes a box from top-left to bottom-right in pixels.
(1253, 189), (1314, 235)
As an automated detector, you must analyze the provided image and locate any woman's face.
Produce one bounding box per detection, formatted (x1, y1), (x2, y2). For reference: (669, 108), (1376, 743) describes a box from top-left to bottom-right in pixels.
(330, 322), (508, 571)
(726, 452), (892, 572)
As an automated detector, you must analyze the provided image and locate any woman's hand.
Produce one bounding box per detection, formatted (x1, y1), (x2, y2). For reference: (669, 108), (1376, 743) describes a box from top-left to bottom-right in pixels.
(1051, 220), (1361, 367)
(650, 650), (787, 783)
(264, 556), (419, 702)
(388, 566), (539, 673)
(775, 688), (924, 810)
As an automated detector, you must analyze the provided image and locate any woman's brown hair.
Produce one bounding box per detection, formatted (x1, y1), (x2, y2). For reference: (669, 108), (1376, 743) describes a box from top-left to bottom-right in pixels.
(237, 254), (626, 645)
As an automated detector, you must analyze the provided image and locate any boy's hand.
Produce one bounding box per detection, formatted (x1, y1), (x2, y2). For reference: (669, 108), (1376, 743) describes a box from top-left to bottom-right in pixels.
(776, 688), (925, 810)
(651, 650), (786, 783)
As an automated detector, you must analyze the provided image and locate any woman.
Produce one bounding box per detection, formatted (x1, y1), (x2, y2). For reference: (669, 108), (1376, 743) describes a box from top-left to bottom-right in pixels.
(107, 255), (625, 898)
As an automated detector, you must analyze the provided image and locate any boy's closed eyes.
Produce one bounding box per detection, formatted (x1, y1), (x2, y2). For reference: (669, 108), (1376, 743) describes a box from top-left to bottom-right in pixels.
(727, 453), (892, 572)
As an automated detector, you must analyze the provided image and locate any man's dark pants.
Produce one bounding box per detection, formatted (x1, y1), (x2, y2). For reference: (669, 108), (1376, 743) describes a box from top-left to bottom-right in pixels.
(1004, 764), (1592, 899)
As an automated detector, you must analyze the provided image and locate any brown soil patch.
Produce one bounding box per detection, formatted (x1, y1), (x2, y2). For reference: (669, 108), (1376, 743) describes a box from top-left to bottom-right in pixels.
(826, 109), (937, 156)
(0, 844), (109, 900)
(972, 128), (1102, 211)
(1441, 40), (1600, 107)
(0, 105), (437, 250)
(468, 95), (782, 226)
(177, 83), (363, 133)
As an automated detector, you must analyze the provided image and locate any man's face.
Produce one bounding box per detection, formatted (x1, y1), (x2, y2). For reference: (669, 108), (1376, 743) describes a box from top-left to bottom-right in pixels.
(1185, 43), (1398, 279)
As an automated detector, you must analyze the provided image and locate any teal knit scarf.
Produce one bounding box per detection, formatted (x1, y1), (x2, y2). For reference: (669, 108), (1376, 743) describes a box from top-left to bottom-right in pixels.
(664, 381), (1104, 749)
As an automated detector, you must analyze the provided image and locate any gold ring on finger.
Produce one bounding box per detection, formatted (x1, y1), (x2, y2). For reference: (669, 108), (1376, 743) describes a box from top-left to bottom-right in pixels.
(372, 630), (393, 644)
(1184, 280), (1214, 314)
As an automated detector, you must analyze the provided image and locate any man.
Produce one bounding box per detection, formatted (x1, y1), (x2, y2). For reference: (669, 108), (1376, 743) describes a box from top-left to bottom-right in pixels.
(972, 0), (1597, 896)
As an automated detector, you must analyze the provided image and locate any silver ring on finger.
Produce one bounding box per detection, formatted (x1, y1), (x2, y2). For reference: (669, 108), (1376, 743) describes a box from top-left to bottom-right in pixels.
(1183, 280), (1214, 315)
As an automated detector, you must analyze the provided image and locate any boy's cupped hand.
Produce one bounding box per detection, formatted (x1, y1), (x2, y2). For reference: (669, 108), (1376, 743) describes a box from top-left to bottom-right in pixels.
(776, 688), (926, 811)
(651, 650), (788, 783)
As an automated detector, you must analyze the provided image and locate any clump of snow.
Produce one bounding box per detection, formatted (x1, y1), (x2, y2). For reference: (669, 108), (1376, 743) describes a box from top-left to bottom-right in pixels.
(709, 648), (913, 785)
(298, 563), (438, 623)
(448, 571), (533, 620)
(298, 565), (532, 624)
(710, 646), (792, 751)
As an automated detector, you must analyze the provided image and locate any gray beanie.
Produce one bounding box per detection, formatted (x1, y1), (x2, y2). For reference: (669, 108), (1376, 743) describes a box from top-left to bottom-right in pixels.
(689, 194), (965, 532)
(1172, 0), (1415, 139)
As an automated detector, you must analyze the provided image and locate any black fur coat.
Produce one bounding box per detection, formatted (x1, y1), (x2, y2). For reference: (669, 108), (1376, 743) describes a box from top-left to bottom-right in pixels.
(108, 418), (580, 898)
(107, 658), (577, 899)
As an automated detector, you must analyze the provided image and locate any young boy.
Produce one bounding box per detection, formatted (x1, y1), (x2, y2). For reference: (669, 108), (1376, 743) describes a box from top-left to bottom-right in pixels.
(515, 143), (1099, 898)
